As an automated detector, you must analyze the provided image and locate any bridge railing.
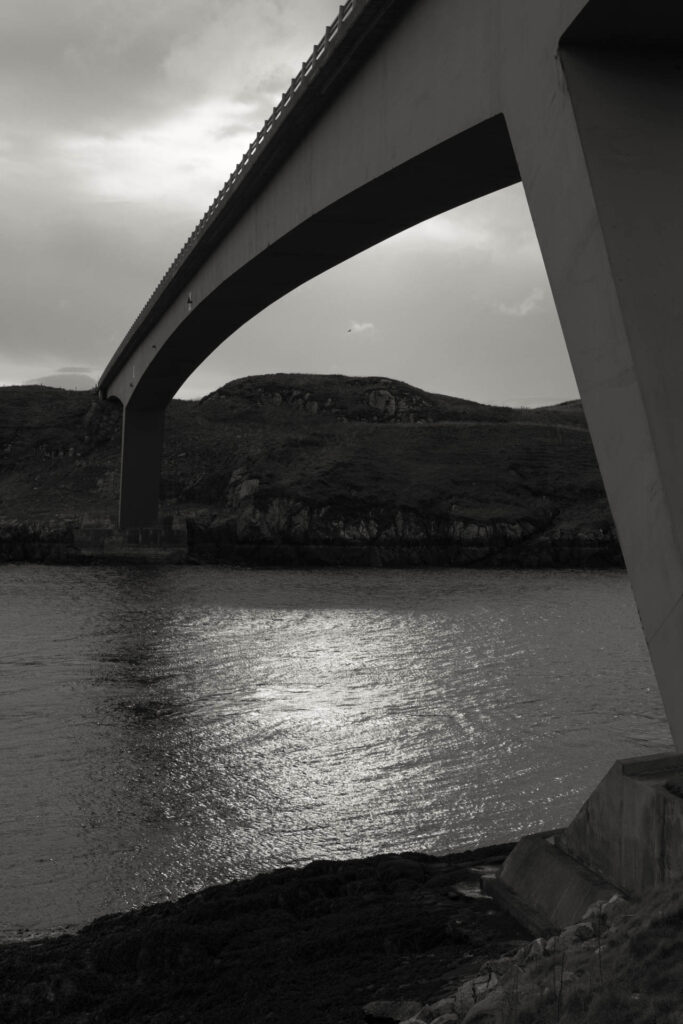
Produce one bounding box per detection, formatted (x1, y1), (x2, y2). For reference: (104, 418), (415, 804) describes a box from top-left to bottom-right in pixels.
(111, 0), (367, 367)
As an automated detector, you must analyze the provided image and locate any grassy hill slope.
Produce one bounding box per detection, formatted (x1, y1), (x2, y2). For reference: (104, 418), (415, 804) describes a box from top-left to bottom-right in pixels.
(0, 374), (620, 566)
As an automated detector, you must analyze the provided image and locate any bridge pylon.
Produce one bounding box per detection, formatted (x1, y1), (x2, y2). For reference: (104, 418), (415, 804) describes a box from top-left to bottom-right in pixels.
(118, 405), (165, 529)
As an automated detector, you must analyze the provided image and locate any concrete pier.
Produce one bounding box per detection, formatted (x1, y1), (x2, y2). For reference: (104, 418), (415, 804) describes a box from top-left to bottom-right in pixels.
(119, 406), (165, 528)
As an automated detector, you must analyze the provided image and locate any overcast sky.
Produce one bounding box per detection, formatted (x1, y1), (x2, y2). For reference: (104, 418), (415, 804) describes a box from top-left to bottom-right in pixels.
(1, 0), (579, 407)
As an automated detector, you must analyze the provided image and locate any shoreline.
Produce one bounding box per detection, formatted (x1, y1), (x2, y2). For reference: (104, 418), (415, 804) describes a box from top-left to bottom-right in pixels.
(1, 840), (519, 947)
(1, 503), (623, 570)
(0, 532), (622, 573)
(0, 842), (527, 1023)
(4, 839), (683, 1024)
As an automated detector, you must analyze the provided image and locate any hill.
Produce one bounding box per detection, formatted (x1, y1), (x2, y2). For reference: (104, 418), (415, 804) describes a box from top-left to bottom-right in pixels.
(0, 374), (621, 566)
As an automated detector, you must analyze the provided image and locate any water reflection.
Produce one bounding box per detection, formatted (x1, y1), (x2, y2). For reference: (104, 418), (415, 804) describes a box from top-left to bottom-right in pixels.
(0, 565), (671, 938)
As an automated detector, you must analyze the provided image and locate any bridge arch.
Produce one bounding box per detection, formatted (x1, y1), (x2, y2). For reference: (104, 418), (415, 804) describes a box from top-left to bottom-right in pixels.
(100, 0), (683, 746)
(107, 115), (519, 411)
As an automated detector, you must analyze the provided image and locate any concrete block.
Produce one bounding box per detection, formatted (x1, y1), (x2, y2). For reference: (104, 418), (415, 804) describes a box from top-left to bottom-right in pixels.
(485, 835), (620, 934)
(557, 753), (683, 895)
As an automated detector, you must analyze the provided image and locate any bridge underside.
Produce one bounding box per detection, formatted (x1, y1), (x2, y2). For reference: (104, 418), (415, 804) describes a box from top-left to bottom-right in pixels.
(100, 0), (683, 747)
(123, 115), (520, 412)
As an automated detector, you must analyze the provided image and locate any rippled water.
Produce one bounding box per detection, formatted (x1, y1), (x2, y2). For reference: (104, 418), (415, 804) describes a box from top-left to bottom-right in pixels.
(0, 565), (671, 939)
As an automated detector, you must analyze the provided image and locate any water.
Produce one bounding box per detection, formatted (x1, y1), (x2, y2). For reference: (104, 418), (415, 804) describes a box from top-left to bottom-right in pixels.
(0, 565), (670, 940)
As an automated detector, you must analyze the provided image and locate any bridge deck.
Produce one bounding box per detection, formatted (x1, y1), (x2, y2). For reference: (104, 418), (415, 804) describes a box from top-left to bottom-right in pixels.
(99, 0), (413, 397)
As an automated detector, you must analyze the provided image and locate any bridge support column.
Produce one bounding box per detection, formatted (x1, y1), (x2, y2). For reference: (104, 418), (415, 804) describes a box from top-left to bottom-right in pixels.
(506, 40), (683, 745)
(118, 405), (165, 528)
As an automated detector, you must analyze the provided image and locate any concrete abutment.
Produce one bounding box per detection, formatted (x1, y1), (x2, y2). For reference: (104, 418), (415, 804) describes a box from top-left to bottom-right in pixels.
(488, 754), (683, 935)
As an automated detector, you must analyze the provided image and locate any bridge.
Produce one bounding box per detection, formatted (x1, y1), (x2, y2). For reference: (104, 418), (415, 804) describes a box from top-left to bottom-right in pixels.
(98, 0), (683, 747)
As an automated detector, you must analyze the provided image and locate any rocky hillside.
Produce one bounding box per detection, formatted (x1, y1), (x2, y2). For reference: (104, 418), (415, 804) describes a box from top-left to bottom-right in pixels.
(0, 374), (621, 566)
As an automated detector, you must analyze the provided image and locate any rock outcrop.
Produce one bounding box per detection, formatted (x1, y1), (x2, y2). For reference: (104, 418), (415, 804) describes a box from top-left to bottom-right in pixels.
(375, 892), (631, 1024)
(186, 495), (621, 568)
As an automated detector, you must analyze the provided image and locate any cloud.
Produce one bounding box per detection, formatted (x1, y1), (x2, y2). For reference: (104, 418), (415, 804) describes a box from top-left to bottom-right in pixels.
(346, 321), (375, 336)
(380, 184), (543, 266)
(498, 287), (545, 317)
(0, 1), (344, 213)
(162, 0), (341, 102)
(0, 0), (209, 136)
(0, 0), (345, 389)
(392, 212), (494, 252)
(25, 370), (98, 390)
(57, 97), (259, 208)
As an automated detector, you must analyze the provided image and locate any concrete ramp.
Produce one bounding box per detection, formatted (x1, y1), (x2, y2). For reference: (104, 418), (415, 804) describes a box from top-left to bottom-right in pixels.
(485, 834), (621, 935)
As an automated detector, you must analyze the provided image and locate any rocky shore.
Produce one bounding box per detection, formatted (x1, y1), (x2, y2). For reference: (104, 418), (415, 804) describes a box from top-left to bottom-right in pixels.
(184, 509), (621, 569)
(2, 844), (682, 1024)
(0, 512), (622, 568)
(0, 845), (524, 1024)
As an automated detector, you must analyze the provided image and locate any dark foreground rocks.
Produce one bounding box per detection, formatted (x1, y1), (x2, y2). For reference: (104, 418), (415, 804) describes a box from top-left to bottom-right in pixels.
(364, 882), (683, 1024)
(0, 847), (527, 1024)
(5, 846), (683, 1023)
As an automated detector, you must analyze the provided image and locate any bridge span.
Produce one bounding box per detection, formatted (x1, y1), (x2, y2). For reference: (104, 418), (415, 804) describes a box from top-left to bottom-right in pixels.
(99, 0), (683, 746)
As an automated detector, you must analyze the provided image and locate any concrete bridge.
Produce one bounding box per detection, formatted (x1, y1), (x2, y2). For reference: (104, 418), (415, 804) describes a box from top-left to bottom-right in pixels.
(99, 0), (683, 746)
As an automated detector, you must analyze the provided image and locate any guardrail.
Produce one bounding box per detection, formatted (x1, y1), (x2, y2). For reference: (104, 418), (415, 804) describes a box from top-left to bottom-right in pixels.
(116, 0), (368, 358)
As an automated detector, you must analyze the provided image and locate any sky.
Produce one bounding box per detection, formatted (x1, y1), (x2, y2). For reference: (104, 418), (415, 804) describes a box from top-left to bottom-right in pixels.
(1, 0), (580, 407)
